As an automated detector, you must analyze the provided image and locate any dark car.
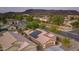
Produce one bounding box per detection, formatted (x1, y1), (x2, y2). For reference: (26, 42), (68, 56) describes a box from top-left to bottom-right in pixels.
(0, 28), (8, 32)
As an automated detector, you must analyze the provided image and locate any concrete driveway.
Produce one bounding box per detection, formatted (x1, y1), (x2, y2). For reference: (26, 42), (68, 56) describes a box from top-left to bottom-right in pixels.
(44, 46), (64, 51)
(44, 42), (64, 51)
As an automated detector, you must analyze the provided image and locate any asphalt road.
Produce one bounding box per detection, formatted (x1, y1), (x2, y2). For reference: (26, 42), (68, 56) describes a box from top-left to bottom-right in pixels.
(45, 28), (79, 41)
(69, 28), (79, 34)
(58, 31), (79, 41)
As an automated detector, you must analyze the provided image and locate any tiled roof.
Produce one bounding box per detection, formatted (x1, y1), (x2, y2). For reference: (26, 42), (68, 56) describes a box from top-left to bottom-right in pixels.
(25, 29), (56, 45)
(0, 32), (16, 50)
(0, 32), (36, 50)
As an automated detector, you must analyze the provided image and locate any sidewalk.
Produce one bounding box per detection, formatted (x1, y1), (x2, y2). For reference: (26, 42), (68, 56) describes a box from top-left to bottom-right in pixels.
(44, 42), (64, 51)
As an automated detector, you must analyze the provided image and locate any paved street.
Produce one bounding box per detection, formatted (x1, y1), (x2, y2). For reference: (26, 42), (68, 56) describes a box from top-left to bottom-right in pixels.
(69, 28), (79, 34)
(45, 27), (79, 41)
(58, 31), (79, 41)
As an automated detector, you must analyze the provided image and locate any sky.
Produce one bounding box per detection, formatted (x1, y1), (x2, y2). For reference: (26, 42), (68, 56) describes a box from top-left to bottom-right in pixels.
(0, 7), (79, 13)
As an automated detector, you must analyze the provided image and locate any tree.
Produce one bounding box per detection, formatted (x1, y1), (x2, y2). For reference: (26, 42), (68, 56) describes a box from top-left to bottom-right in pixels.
(70, 17), (74, 20)
(61, 38), (71, 48)
(15, 15), (23, 20)
(9, 14), (16, 19)
(26, 21), (39, 29)
(26, 15), (34, 22)
(0, 16), (7, 24)
(71, 21), (79, 28)
(39, 23), (46, 29)
(17, 28), (25, 35)
(50, 15), (64, 25)
(49, 25), (60, 33)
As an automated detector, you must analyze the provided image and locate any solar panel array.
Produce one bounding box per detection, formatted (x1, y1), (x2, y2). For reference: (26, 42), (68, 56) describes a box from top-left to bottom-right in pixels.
(30, 30), (42, 38)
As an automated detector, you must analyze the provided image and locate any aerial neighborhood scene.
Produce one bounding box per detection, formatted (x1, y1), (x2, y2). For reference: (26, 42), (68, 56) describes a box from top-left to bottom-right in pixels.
(0, 7), (79, 51)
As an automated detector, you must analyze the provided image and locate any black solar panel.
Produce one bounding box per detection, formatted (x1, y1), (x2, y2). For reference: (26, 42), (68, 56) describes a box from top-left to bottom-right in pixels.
(30, 30), (42, 38)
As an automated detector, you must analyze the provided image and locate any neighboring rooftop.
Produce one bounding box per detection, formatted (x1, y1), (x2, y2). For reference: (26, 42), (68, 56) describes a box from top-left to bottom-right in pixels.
(25, 29), (56, 45)
(0, 32), (36, 51)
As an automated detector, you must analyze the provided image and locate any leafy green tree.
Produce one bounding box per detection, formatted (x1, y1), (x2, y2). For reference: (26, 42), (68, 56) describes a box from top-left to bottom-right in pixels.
(5, 14), (16, 19)
(26, 21), (39, 29)
(26, 15), (34, 21)
(61, 38), (71, 48)
(39, 23), (46, 29)
(50, 15), (64, 25)
(0, 16), (7, 24)
(71, 21), (79, 28)
(15, 15), (23, 20)
(10, 14), (16, 19)
(49, 25), (60, 33)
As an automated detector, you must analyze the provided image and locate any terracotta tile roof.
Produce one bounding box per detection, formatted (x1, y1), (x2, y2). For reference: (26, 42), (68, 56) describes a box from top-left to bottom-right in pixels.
(18, 41), (29, 50)
(0, 32), (36, 50)
(36, 29), (56, 44)
(25, 29), (56, 45)
(0, 32), (16, 50)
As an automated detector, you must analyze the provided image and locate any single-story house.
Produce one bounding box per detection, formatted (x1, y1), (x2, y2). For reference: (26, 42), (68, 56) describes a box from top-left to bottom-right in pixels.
(24, 29), (57, 49)
(0, 32), (37, 51)
(8, 25), (17, 31)
(33, 16), (49, 22)
(39, 16), (49, 22)
(59, 16), (78, 31)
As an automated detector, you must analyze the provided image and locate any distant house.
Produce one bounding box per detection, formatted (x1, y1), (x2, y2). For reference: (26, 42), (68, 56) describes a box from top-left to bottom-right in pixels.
(8, 20), (26, 31)
(64, 16), (78, 25)
(8, 25), (17, 31)
(23, 14), (30, 16)
(24, 29), (57, 49)
(39, 16), (49, 22)
(59, 16), (78, 31)
(33, 16), (49, 22)
(0, 32), (37, 51)
(67, 15), (79, 20)
(16, 20), (26, 29)
(33, 17), (40, 20)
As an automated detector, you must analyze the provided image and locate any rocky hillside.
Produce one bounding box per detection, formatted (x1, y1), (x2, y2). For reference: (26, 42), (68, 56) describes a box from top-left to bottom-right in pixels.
(23, 9), (79, 16)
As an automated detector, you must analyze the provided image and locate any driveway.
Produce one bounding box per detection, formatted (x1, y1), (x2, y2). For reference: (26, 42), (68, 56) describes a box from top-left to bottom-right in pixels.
(44, 46), (64, 51)
(44, 42), (64, 51)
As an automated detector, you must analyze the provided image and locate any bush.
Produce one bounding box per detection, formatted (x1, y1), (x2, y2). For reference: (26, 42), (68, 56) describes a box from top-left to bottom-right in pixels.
(39, 23), (46, 29)
(71, 21), (79, 28)
(26, 21), (39, 30)
(61, 38), (71, 48)
(49, 25), (60, 33)
(26, 15), (34, 22)
(49, 15), (64, 25)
